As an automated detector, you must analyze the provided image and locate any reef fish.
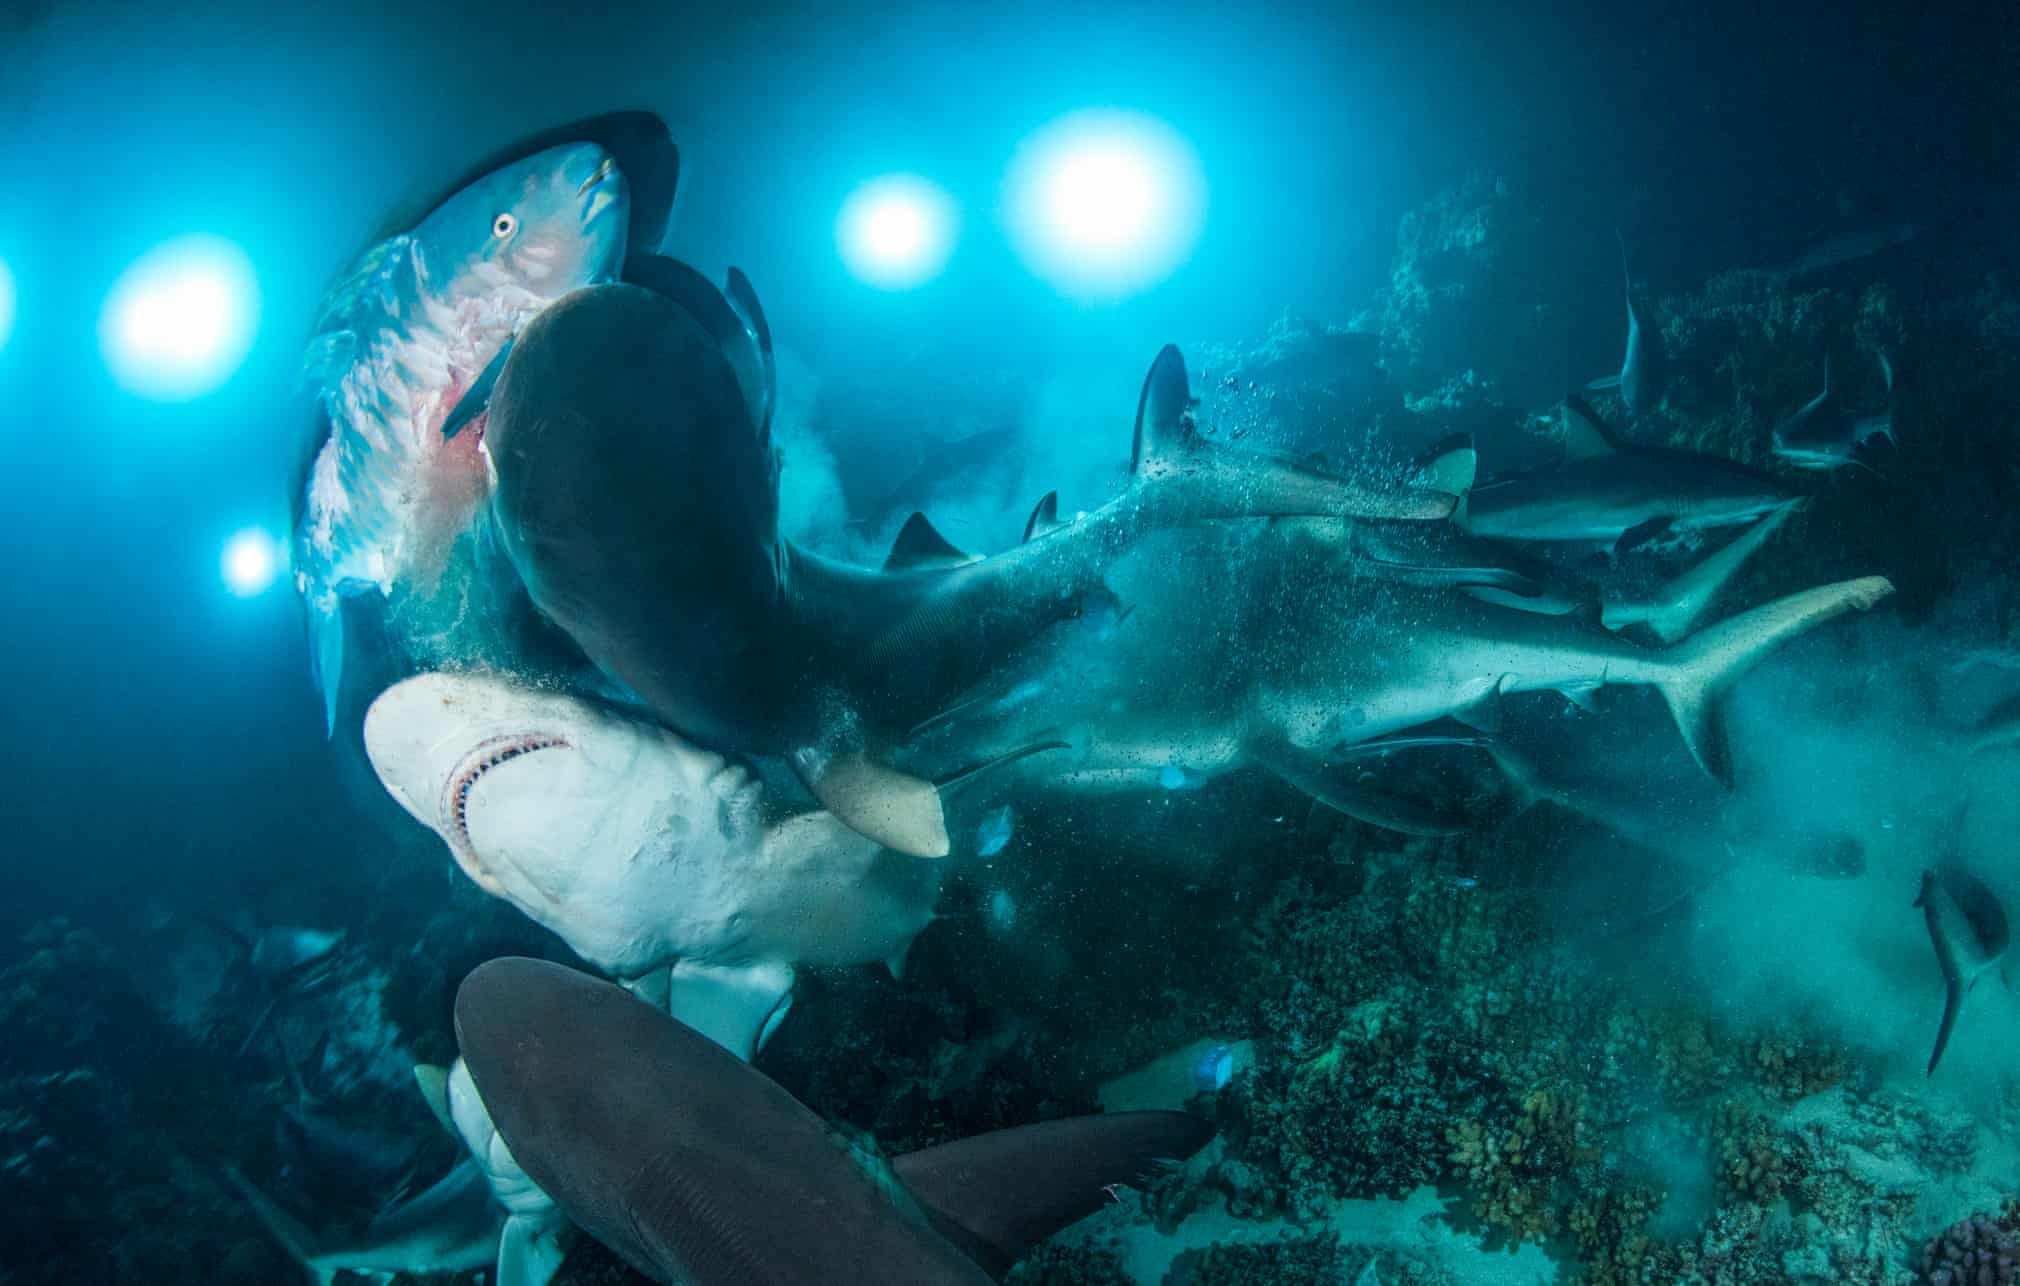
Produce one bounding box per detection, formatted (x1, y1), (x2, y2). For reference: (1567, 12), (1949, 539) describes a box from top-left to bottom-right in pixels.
(451, 956), (1216, 1285)
(292, 114), (676, 733)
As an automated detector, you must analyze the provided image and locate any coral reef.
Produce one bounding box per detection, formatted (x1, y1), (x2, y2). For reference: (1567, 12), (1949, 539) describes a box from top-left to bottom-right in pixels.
(1914, 1202), (2020, 1286)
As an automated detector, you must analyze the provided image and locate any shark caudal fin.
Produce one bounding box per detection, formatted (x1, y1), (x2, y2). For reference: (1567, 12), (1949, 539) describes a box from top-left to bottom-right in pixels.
(222, 1166), (339, 1286)
(893, 1113), (1216, 1278)
(1603, 501), (1802, 644)
(1653, 577), (1894, 786)
(1928, 974), (1966, 1076)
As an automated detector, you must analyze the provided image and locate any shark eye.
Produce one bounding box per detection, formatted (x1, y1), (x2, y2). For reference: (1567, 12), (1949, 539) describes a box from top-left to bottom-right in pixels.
(492, 212), (518, 240)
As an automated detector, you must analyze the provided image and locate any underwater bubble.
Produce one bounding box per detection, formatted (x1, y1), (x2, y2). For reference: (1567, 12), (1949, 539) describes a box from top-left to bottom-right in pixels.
(837, 174), (958, 290)
(101, 235), (260, 401)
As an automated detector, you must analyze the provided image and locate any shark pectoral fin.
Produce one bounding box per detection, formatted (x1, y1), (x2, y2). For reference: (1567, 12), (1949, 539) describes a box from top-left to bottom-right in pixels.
(665, 959), (796, 1061)
(1366, 555), (1542, 598)
(1656, 577), (1895, 788)
(884, 512), (976, 570)
(441, 339), (511, 441)
(621, 964), (672, 1010)
(1454, 677), (1510, 734)
(894, 1113), (1216, 1277)
(221, 1164), (339, 1286)
(1023, 490), (1063, 542)
(495, 1213), (569, 1286)
(1614, 515), (1674, 554)
(792, 748), (950, 857)
(1928, 977), (1965, 1076)
(1246, 738), (1474, 837)
(414, 1064), (456, 1136)
(1558, 681), (1602, 713)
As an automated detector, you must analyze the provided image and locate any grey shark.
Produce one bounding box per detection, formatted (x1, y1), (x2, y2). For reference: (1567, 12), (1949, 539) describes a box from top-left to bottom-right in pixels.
(912, 519), (1893, 810)
(1586, 231), (1666, 415)
(292, 113), (675, 733)
(482, 259), (1455, 857)
(225, 1159), (501, 1286)
(1770, 350), (1896, 471)
(1916, 864), (2011, 1075)
(453, 956), (1215, 1285)
(1461, 396), (1797, 548)
(1778, 221), (1923, 279)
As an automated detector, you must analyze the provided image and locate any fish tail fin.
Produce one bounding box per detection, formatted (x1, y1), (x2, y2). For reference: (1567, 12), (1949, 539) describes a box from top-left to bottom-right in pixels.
(1929, 976), (1965, 1075)
(221, 1165), (337, 1286)
(1603, 501), (1801, 644)
(1653, 577), (1894, 785)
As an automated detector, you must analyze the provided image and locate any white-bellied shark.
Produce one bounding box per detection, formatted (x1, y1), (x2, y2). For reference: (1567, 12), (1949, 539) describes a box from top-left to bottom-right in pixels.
(1586, 231), (1666, 416)
(292, 113), (676, 733)
(1461, 396), (1798, 548)
(1917, 864), (2011, 1076)
(481, 259), (1457, 857)
(362, 670), (1050, 1060)
(452, 956), (1216, 1285)
(1770, 350), (1897, 471)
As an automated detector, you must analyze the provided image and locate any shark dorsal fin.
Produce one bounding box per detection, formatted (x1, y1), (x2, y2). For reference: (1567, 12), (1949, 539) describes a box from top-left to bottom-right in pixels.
(1130, 345), (1197, 476)
(884, 513), (974, 571)
(1411, 433), (1478, 496)
(1562, 396), (1623, 459)
(1023, 491), (1062, 543)
(724, 267), (777, 447)
(622, 254), (770, 440)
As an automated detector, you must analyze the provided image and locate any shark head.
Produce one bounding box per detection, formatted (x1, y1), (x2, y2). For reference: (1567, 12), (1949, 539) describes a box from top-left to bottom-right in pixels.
(363, 672), (762, 976)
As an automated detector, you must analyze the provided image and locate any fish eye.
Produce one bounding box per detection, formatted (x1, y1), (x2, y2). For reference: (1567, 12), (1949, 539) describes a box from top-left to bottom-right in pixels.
(492, 213), (518, 239)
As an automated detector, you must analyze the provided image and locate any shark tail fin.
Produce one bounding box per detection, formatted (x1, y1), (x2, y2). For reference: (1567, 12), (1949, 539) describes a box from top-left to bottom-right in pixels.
(221, 1165), (338, 1286)
(893, 1113), (1216, 1278)
(1653, 577), (1894, 786)
(1603, 501), (1802, 644)
(1928, 975), (1965, 1076)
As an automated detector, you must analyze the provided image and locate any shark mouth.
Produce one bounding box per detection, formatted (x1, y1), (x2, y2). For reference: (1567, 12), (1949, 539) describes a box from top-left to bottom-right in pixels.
(441, 732), (572, 855)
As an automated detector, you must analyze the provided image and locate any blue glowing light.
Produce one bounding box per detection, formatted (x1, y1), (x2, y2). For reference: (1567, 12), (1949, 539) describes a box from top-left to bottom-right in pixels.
(837, 175), (958, 289)
(1004, 110), (1206, 301)
(101, 235), (260, 400)
(0, 258), (14, 355)
(221, 527), (282, 598)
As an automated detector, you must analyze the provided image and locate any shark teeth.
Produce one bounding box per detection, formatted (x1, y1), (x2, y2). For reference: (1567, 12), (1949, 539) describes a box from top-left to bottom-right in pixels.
(442, 733), (571, 851)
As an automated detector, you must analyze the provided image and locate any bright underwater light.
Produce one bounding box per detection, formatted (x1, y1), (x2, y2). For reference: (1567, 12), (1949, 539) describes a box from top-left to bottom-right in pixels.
(101, 235), (260, 401)
(837, 174), (958, 289)
(0, 257), (14, 355)
(1004, 109), (1206, 302)
(221, 527), (282, 598)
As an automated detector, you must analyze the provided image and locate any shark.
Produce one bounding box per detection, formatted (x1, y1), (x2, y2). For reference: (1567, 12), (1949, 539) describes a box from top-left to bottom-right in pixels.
(1460, 396), (1798, 549)
(1586, 231), (1666, 416)
(1770, 350), (1897, 471)
(909, 515), (1893, 811)
(1969, 693), (2020, 754)
(291, 112), (676, 734)
(224, 1158), (501, 1286)
(1916, 864), (2011, 1076)
(362, 669), (1053, 1061)
(480, 257), (1457, 857)
(452, 956), (1216, 1285)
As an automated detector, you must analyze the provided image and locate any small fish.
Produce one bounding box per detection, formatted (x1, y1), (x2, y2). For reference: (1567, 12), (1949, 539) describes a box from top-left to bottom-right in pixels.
(975, 806), (1016, 858)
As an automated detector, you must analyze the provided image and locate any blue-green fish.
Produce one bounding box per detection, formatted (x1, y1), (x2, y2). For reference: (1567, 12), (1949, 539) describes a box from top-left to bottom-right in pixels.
(294, 116), (674, 733)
